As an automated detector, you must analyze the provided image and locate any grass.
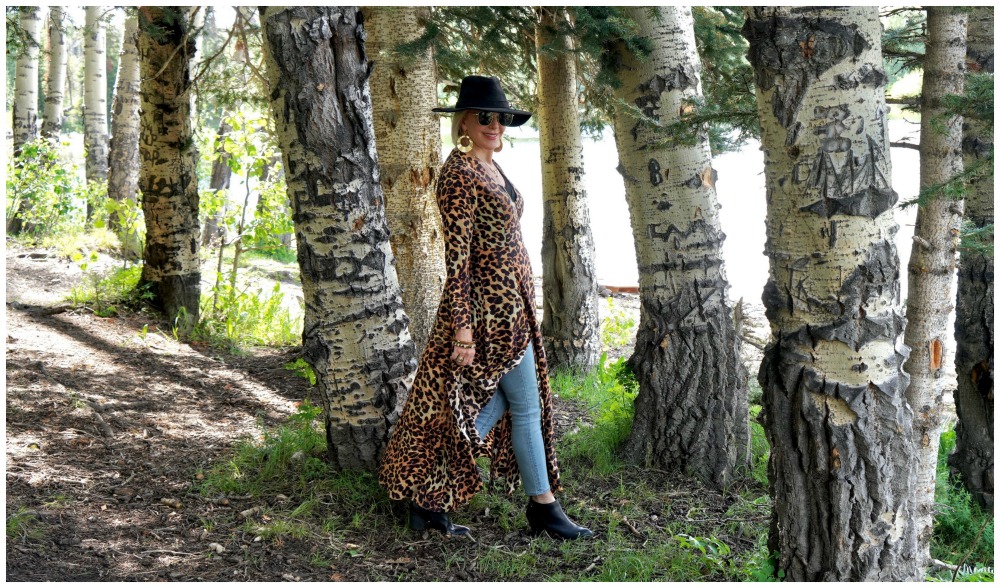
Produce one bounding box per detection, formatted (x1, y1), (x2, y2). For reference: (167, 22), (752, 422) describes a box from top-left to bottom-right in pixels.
(6, 508), (44, 543)
(550, 354), (638, 477)
(927, 427), (994, 580)
(68, 264), (149, 317)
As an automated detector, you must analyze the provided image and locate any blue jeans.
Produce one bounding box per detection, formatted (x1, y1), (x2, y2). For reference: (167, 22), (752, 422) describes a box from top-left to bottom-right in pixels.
(474, 343), (550, 496)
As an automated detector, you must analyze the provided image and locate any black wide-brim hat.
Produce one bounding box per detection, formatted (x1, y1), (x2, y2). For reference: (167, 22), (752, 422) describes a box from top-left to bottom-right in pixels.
(432, 75), (532, 127)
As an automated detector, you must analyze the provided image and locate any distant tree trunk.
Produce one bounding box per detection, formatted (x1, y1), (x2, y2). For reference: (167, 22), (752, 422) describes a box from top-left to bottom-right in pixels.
(137, 7), (201, 331)
(84, 6), (110, 193)
(363, 6), (446, 357)
(107, 10), (141, 252)
(536, 7), (601, 371)
(903, 9), (968, 562)
(201, 118), (233, 248)
(743, 6), (919, 580)
(8, 6), (44, 236)
(261, 6), (418, 471)
(13, 6), (43, 153)
(609, 6), (747, 489)
(41, 7), (67, 140)
(950, 5), (994, 511)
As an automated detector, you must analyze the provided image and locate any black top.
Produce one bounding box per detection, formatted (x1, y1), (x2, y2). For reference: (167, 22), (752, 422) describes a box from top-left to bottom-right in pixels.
(497, 168), (517, 202)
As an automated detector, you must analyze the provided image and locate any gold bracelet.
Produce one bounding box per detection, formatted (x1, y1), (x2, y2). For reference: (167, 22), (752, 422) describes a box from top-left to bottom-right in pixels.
(453, 339), (475, 349)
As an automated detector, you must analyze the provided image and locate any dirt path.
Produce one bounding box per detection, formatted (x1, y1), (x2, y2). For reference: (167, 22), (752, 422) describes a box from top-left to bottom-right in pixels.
(6, 244), (324, 580)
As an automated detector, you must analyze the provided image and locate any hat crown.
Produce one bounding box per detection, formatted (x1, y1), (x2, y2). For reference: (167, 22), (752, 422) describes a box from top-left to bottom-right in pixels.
(454, 75), (510, 110)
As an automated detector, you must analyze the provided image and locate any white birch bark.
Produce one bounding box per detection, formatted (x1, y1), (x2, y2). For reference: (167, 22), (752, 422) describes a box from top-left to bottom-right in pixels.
(951, 5), (994, 510)
(261, 6), (417, 471)
(8, 6), (44, 235)
(41, 7), (67, 140)
(13, 6), (43, 153)
(743, 6), (918, 580)
(536, 7), (602, 371)
(107, 10), (141, 252)
(363, 6), (446, 358)
(137, 7), (201, 330)
(610, 6), (747, 488)
(84, 6), (109, 185)
(903, 7), (968, 562)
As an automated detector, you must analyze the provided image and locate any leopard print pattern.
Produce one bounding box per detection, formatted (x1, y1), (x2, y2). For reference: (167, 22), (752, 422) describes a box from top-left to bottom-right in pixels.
(378, 149), (562, 512)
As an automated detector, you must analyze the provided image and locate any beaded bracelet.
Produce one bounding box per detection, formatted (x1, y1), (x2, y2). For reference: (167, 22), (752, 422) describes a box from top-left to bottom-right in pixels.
(453, 340), (475, 349)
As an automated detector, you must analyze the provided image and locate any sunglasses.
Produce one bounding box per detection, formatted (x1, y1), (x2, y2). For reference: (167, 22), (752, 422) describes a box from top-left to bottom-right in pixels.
(475, 111), (515, 126)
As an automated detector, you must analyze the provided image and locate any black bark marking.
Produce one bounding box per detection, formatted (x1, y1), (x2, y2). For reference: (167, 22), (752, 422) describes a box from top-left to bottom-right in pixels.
(634, 66), (697, 119)
(800, 133), (897, 218)
(742, 16), (869, 128)
(802, 239), (906, 350)
(834, 63), (887, 89)
(648, 158), (663, 186)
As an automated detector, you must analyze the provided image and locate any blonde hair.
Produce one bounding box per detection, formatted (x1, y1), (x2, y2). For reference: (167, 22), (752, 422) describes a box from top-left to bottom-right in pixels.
(450, 111), (470, 148)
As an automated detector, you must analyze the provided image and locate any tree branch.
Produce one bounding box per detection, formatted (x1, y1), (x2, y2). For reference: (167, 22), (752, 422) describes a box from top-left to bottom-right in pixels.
(891, 141), (921, 150)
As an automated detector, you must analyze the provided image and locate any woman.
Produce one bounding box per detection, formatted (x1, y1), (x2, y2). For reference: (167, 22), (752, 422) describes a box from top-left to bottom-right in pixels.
(378, 75), (592, 540)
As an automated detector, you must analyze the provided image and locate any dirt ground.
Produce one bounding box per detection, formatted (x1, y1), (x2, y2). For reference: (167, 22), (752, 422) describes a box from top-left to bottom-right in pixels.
(10, 243), (723, 582)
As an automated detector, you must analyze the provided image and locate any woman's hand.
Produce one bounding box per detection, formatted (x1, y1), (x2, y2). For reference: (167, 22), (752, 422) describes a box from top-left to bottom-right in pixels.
(451, 328), (475, 367)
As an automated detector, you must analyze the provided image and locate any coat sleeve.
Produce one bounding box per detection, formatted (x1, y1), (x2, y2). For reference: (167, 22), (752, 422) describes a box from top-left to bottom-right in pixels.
(436, 164), (477, 334)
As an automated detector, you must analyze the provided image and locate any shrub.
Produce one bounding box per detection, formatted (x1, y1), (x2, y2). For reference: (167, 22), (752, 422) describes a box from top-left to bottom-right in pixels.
(6, 139), (80, 238)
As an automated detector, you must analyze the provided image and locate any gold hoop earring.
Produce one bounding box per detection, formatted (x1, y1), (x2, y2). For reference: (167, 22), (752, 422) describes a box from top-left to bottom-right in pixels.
(494, 138), (504, 153)
(457, 134), (473, 154)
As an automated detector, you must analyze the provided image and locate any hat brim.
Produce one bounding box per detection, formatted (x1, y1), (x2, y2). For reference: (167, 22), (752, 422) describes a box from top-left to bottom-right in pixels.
(431, 107), (531, 127)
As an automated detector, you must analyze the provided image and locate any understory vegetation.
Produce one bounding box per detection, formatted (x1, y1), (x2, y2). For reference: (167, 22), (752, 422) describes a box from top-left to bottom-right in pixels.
(9, 213), (993, 580)
(189, 343), (992, 581)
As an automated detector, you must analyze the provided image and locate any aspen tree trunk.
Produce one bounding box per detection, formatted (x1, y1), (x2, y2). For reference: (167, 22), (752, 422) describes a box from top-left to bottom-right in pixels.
(950, 5), (994, 510)
(610, 6), (747, 489)
(743, 7), (919, 580)
(84, 6), (109, 189)
(8, 6), (44, 236)
(536, 7), (601, 371)
(41, 7), (67, 140)
(137, 7), (201, 331)
(201, 118), (233, 248)
(904, 10), (968, 560)
(13, 6), (43, 153)
(363, 6), (446, 357)
(107, 11), (141, 249)
(261, 6), (418, 471)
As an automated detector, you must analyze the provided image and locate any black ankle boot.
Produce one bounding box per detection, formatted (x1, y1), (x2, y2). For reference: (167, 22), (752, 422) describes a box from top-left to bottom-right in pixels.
(525, 499), (593, 539)
(409, 503), (471, 536)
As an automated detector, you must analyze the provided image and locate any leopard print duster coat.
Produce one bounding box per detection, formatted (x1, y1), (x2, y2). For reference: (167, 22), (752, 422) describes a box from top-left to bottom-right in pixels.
(378, 148), (561, 512)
